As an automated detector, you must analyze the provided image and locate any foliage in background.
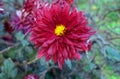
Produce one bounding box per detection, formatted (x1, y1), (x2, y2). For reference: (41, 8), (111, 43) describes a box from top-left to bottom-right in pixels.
(0, 0), (120, 79)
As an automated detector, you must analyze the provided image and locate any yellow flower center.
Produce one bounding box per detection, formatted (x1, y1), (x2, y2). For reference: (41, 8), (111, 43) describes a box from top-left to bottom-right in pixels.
(55, 24), (66, 36)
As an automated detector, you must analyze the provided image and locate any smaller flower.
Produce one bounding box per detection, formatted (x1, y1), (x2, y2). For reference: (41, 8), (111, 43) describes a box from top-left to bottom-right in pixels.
(0, 3), (4, 14)
(23, 74), (39, 79)
(11, 10), (23, 31)
(11, 10), (32, 34)
(10, 0), (38, 35)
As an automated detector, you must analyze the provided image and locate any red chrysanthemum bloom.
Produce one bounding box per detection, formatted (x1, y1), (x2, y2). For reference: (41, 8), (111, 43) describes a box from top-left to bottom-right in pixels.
(30, 3), (95, 69)
(23, 74), (39, 79)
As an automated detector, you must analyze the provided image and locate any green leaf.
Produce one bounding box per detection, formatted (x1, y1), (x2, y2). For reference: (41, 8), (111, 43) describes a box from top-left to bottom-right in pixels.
(102, 65), (120, 79)
(0, 58), (18, 79)
(21, 39), (29, 46)
(65, 59), (72, 69)
(15, 31), (29, 46)
(106, 46), (120, 61)
(15, 31), (24, 41)
(83, 63), (96, 72)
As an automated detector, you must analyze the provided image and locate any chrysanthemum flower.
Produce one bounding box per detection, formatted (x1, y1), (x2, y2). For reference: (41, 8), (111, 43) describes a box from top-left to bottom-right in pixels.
(11, 0), (36, 34)
(23, 74), (39, 79)
(11, 10), (33, 34)
(0, 3), (4, 14)
(11, 0), (46, 34)
(30, 3), (95, 69)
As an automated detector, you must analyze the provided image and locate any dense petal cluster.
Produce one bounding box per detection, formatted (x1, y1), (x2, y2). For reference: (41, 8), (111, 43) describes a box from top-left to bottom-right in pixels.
(30, 3), (95, 68)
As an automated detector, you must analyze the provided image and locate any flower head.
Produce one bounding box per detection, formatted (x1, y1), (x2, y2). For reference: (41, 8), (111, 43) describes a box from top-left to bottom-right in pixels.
(0, 2), (4, 14)
(30, 3), (95, 69)
(23, 74), (39, 79)
(10, 0), (47, 35)
(10, 0), (37, 34)
(11, 9), (34, 34)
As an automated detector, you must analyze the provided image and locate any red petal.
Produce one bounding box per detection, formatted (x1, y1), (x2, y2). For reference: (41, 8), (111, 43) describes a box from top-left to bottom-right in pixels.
(45, 55), (52, 61)
(63, 47), (68, 59)
(47, 43), (56, 55)
(58, 58), (64, 69)
(37, 48), (46, 59)
(42, 37), (56, 47)
(75, 52), (81, 60)
(53, 54), (58, 63)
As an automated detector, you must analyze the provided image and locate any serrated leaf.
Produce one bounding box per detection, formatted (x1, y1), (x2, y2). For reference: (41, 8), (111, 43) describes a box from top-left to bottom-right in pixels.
(106, 46), (120, 61)
(0, 58), (18, 79)
(65, 59), (72, 69)
(15, 31), (29, 46)
(25, 46), (33, 54)
(21, 39), (29, 46)
(102, 65), (120, 79)
(15, 31), (24, 41)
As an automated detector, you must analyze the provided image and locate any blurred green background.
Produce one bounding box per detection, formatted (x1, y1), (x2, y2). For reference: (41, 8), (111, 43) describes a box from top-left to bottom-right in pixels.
(0, 0), (120, 79)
